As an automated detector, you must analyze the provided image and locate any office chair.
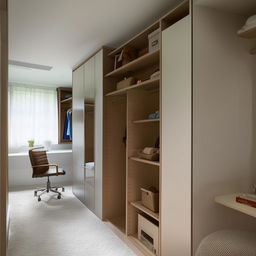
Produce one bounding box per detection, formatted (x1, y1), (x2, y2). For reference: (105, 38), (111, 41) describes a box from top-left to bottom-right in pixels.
(29, 147), (66, 202)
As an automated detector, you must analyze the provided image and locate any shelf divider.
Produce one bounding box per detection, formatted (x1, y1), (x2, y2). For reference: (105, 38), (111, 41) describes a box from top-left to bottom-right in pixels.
(238, 26), (256, 39)
(129, 157), (160, 166)
(105, 50), (160, 78)
(105, 78), (159, 97)
(130, 201), (159, 221)
(61, 97), (72, 103)
(133, 118), (160, 124)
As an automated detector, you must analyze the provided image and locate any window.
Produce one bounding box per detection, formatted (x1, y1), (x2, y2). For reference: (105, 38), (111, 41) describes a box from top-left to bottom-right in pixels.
(9, 83), (58, 150)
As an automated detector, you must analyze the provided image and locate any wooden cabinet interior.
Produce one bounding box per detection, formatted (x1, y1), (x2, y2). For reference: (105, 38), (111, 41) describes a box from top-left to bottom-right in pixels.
(57, 87), (72, 144)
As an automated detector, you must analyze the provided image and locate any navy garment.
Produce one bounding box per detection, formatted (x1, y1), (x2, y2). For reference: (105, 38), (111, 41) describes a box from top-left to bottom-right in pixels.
(63, 109), (72, 140)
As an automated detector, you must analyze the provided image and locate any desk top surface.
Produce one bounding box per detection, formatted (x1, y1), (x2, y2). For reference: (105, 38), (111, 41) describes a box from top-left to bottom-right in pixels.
(215, 193), (256, 218)
(9, 149), (72, 157)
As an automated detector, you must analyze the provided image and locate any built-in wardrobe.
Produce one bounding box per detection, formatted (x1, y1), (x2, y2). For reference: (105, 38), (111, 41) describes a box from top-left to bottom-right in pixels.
(72, 0), (256, 255)
(72, 49), (111, 218)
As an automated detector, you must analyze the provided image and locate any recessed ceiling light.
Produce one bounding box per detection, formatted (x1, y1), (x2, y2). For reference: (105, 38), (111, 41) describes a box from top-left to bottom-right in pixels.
(9, 60), (53, 71)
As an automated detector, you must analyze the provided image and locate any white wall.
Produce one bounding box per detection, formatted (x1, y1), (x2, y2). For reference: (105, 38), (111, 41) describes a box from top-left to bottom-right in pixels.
(9, 150), (72, 190)
(193, 6), (256, 253)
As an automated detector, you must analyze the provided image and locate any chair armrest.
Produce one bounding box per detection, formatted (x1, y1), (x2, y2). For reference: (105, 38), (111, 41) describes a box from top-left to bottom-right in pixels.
(32, 164), (59, 175)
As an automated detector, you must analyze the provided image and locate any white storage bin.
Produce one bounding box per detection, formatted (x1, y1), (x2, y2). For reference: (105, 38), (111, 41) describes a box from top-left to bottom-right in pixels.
(148, 28), (160, 52)
(138, 214), (159, 255)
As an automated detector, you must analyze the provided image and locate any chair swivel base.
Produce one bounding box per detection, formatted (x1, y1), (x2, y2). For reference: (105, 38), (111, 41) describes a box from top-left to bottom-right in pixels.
(34, 176), (65, 202)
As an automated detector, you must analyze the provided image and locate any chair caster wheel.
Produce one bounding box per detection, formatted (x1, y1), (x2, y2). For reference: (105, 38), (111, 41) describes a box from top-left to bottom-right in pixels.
(62, 188), (65, 192)
(38, 197), (41, 202)
(57, 195), (61, 200)
(34, 191), (37, 197)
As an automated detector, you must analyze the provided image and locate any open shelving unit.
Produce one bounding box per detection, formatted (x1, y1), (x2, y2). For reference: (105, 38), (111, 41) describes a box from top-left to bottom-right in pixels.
(102, 1), (189, 255)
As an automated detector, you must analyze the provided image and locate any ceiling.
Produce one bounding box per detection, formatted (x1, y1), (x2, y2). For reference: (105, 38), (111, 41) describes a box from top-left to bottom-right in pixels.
(9, 0), (181, 87)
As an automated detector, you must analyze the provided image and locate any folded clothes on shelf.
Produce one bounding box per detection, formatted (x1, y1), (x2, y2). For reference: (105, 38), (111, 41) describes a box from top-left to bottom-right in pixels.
(148, 111), (160, 119)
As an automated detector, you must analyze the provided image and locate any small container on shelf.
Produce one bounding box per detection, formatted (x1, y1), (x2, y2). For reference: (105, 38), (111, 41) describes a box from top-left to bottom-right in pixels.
(141, 186), (159, 213)
(138, 147), (159, 161)
(138, 213), (159, 255)
(116, 77), (137, 90)
(148, 28), (160, 53)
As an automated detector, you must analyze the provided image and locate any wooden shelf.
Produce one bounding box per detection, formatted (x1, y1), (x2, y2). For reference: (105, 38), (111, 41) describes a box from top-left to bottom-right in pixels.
(105, 78), (159, 97)
(130, 201), (159, 221)
(105, 50), (160, 78)
(108, 22), (160, 58)
(128, 234), (155, 256)
(238, 25), (256, 39)
(133, 118), (160, 124)
(130, 157), (160, 166)
(215, 193), (256, 218)
(61, 97), (72, 103)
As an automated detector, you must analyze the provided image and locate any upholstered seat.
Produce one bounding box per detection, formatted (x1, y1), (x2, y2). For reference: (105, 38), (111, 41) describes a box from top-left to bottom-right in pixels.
(196, 230), (256, 256)
(34, 167), (66, 177)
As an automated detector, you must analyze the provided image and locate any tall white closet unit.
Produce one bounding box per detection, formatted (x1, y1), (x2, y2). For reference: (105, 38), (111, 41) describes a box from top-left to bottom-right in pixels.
(72, 49), (106, 219)
(162, 15), (191, 256)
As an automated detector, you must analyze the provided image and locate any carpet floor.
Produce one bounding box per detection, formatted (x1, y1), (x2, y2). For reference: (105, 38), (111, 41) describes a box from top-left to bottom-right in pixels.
(7, 187), (135, 256)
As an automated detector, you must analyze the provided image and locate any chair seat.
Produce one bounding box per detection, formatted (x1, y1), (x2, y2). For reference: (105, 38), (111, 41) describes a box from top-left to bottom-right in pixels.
(196, 230), (256, 256)
(34, 167), (66, 178)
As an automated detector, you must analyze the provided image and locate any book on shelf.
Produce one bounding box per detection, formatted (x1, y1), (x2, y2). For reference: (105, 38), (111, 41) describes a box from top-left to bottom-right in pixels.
(236, 193), (256, 208)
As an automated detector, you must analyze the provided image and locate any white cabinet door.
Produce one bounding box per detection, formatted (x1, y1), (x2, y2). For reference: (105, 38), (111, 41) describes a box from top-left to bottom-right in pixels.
(84, 56), (95, 212)
(161, 15), (192, 256)
(72, 65), (85, 203)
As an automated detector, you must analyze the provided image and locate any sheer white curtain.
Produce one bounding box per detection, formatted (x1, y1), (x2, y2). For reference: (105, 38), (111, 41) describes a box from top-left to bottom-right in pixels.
(9, 83), (58, 150)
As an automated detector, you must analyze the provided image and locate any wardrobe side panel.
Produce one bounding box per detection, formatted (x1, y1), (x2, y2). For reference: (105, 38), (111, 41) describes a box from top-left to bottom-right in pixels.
(84, 56), (95, 212)
(72, 65), (85, 203)
(161, 15), (191, 256)
(94, 50), (103, 219)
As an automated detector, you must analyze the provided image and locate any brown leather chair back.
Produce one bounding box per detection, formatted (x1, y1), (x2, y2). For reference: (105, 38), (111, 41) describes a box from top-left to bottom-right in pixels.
(29, 149), (49, 177)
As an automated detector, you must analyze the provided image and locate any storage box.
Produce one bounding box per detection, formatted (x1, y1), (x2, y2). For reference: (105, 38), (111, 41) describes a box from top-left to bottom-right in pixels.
(141, 187), (159, 212)
(148, 29), (160, 52)
(138, 214), (159, 255)
(116, 77), (136, 90)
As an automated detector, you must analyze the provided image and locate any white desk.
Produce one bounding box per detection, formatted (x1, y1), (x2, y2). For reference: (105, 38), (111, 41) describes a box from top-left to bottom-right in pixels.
(8, 149), (72, 157)
(215, 193), (256, 218)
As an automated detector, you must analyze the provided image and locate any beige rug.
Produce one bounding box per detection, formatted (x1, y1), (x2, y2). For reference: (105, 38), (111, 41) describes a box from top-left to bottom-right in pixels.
(7, 187), (135, 256)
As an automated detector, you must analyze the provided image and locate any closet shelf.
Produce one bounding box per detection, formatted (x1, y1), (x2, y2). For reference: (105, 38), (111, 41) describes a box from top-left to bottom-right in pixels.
(128, 234), (155, 256)
(108, 22), (160, 58)
(105, 78), (159, 97)
(130, 157), (160, 166)
(238, 25), (256, 38)
(133, 118), (160, 124)
(61, 97), (72, 103)
(105, 49), (160, 78)
(130, 201), (159, 221)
